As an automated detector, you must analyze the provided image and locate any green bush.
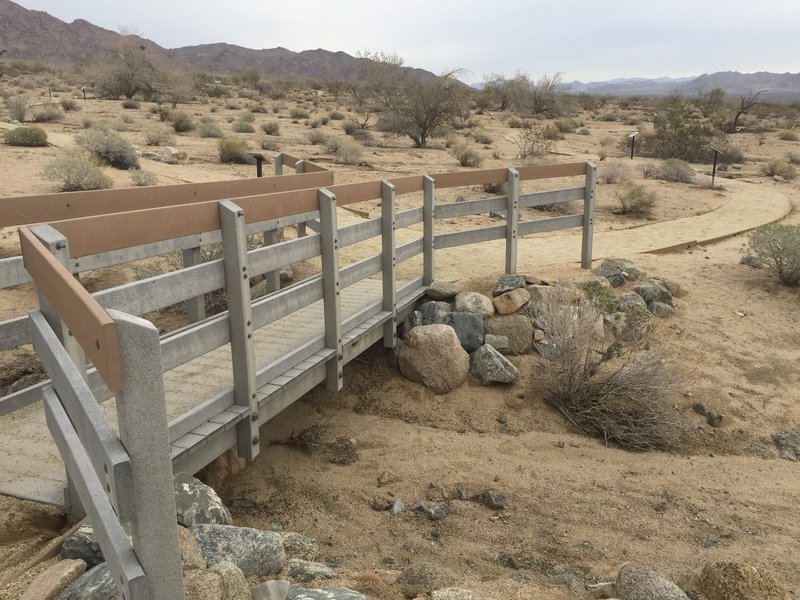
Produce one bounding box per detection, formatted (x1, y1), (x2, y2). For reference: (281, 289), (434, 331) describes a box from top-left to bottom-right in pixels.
(641, 158), (695, 183)
(121, 99), (140, 109)
(336, 139), (363, 165)
(745, 224), (800, 285)
(197, 122), (223, 138)
(144, 125), (174, 146)
(60, 98), (80, 112)
(129, 168), (157, 186)
(450, 143), (483, 167)
(31, 104), (62, 123)
(261, 121), (280, 135)
(4, 126), (48, 147)
(580, 280), (621, 315)
(615, 183), (657, 216)
(170, 110), (195, 132)
(232, 120), (255, 133)
(514, 122), (554, 160)
(761, 159), (797, 180)
(218, 136), (251, 163)
(76, 127), (139, 169)
(40, 152), (113, 192)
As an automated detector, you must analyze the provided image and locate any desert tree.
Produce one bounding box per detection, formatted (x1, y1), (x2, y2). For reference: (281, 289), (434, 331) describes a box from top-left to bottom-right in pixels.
(361, 51), (468, 148)
(724, 90), (764, 133)
(91, 39), (159, 99)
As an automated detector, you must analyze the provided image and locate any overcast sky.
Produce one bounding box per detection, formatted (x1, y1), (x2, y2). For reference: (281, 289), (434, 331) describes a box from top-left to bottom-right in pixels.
(14, 0), (800, 82)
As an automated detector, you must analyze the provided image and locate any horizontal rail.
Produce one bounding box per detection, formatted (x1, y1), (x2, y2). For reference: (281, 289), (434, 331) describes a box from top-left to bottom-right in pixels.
(20, 226), (123, 392)
(521, 186), (585, 208)
(435, 196), (506, 219)
(252, 275), (324, 329)
(43, 386), (147, 599)
(339, 217), (381, 248)
(518, 213), (584, 236)
(435, 224), (506, 249)
(396, 238), (424, 263)
(249, 234), (321, 275)
(396, 206), (423, 229)
(0, 316), (28, 352)
(340, 255), (381, 289)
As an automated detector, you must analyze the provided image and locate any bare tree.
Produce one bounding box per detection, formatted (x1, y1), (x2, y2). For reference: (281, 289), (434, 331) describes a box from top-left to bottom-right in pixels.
(724, 90), (764, 133)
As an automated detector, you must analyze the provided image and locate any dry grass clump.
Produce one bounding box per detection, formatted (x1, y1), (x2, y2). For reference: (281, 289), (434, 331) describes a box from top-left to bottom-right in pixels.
(450, 142), (483, 167)
(533, 286), (685, 451)
(745, 223), (800, 285)
(40, 150), (113, 192)
(287, 418), (331, 454)
(760, 159), (797, 180)
(597, 162), (632, 184)
(615, 183), (657, 216)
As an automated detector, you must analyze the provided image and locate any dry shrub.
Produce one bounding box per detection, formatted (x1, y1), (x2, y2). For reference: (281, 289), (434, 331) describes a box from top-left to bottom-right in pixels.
(761, 159), (797, 180)
(615, 183), (657, 216)
(288, 418), (331, 454)
(450, 142), (483, 167)
(598, 162), (632, 184)
(40, 150), (113, 192)
(326, 437), (359, 465)
(745, 223), (800, 285)
(533, 286), (685, 451)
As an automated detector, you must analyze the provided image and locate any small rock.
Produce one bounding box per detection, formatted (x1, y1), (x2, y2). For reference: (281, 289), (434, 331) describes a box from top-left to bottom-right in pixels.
(421, 301), (452, 325)
(163, 146), (188, 164)
(593, 258), (645, 285)
(21, 559), (86, 600)
(497, 415), (508, 425)
(427, 281), (460, 300)
(432, 589), (483, 600)
(470, 344), (518, 385)
(57, 563), (116, 600)
(396, 562), (455, 598)
(493, 287), (531, 315)
(692, 403), (707, 416)
(771, 431), (800, 461)
(699, 562), (786, 600)
(280, 266), (294, 283)
(739, 255), (762, 268)
(280, 532), (319, 561)
(189, 524), (285, 577)
(288, 559), (336, 583)
(483, 334), (509, 352)
(446, 312), (485, 352)
(703, 533), (720, 548)
(484, 315), (534, 355)
(390, 497), (406, 515)
(616, 563), (689, 600)
(657, 278), (681, 296)
(251, 580), (290, 600)
(371, 496), (392, 511)
(492, 274), (527, 296)
(287, 587), (367, 600)
(706, 412), (723, 428)
(400, 311), (423, 339)
(174, 472), (232, 527)
(378, 470), (402, 486)
(634, 282), (674, 306)
(428, 502), (450, 521)
(649, 301), (675, 318)
(471, 489), (507, 510)
(60, 525), (104, 568)
(454, 292), (495, 317)
(397, 325), (470, 394)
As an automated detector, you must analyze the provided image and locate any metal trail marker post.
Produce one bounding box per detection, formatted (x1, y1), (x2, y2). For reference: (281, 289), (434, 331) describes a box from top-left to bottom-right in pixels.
(709, 146), (724, 187)
(629, 132), (639, 159)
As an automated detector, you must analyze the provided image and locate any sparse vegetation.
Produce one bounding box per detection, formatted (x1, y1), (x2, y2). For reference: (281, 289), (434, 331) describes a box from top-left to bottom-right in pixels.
(231, 120), (255, 133)
(261, 121), (280, 135)
(31, 104), (62, 123)
(760, 159), (797, 180)
(76, 126), (139, 169)
(40, 151), (113, 191)
(121, 99), (140, 110)
(597, 162), (631, 184)
(3, 126), (48, 147)
(197, 122), (223, 138)
(290, 108), (310, 119)
(778, 131), (798, 141)
(217, 135), (251, 163)
(615, 183), (657, 216)
(129, 168), (157, 186)
(449, 142), (483, 167)
(307, 129), (327, 145)
(745, 224), (800, 285)
(144, 125), (174, 146)
(6, 95), (29, 122)
(335, 139), (363, 165)
(60, 98), (79, 112)
(513, 122), (554, 160)
(170, 110), (195, 132)
(641, 158), (695, 183)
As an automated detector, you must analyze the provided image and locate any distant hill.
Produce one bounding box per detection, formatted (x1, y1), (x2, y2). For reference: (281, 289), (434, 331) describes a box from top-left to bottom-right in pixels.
(0, 0), (437, 81)
(566, 72), (800, 102)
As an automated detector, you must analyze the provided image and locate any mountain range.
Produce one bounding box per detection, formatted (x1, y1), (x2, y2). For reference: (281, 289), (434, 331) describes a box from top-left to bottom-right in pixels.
(1, 0), (799, 101)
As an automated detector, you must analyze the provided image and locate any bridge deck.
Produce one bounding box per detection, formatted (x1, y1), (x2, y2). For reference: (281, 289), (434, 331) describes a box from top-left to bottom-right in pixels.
(0, 278), (423, 506)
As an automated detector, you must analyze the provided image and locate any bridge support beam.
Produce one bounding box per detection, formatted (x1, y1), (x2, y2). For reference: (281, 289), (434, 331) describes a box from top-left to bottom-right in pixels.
(423, 176), (435, 285)
(318, 189), (343, 392)
(381, 181), (397, 348)
(505, 168), (519, 274)
(219, 201), (260, 461)
(581, 162), (597, 269)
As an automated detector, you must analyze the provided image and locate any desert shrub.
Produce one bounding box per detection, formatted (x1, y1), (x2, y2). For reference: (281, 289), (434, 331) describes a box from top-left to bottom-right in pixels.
(121, 99), (140, 109)
(745, 224), (800, 285)
(778, 130), (798, 141)
(31, 104), (62, 123)
(144, 125), (174, 146)
(218, 135), (251, 163)
(60, 98), (79, 112)
(260, 138), (279, 152)
(641, 158), (695, 183)
(760, 159), (797, 180)
(76, 127), (139, 169)
(598, 162), (632, 184)
(81, 117), (94, 129)
(197, 122), (223, 138)
(4, 126), (48, 147)
(597, 112), (620, 121)
(615, 183), (657, 216)
(533, 286), (683, 451)
(351, 128), (376, 145)
(238, 111), (255, 123)
(250, 104), (268, 113)
(324, 136), (343, 153)
(307, 129), (328, 145)
(261, 121), (280, 135)
(580, 280), (621, 315)
(473, 131), (493, 144)
(450, 143), (483, 167)
(156, 105), (172, 122)
(336, 139), (362, 164)
(555, 118), (581, 133)
(6, 95), (29, 121)
(232, 120), (255, 133)
(786, 151), (800, 166)
(341, 120), (358, 135)
(40, 151), (113, 191)
(577, 127), (590, 135)
(541, 124), (564, 140)
(170, 110), (195, 132)
(329, 110), (345, 120)
(307, 119), (321, 129)
(507, 117), (524, 128)
(483, 181), (506, 194)
(514, 122), (554, 159)
(129, 168), (157, 186)
(290, 107), (310, 119)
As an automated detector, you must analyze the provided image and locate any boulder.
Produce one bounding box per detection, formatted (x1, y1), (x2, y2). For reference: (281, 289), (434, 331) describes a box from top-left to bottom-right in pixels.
(174, 472), (232, 527)
(484, 334), (509, 353)
(492, 274), (527, 296)
(616, 563), (689, 600)
(163, 146), (187, 164)
(454, 292), (495, 317)
(22, 559), (86, 600)
(396, 325), (470, 394)
(649, 301), (674, 318)
(396, 562), (455, 598)
(57, 563), (116, 600)
(179, 525), (206, 571)
(593, 258), (645, 286)
(189, 523), (285, 577)
(251, 580), (290, 600)
(470, 345), (518, 385)
(421, 301), (452, 325)
(740, 255), (762, 268)
(399, 310), (422, 339)
(427, 281), (460, 300)
(493, 288), (530, 315)
(287, 588), (367, 600)
(772, 431), (800, 461)
(287, 559), (336, 583)
(184, 569), (224, 600)
(210, 561), (251, 600)
(633, 282), (674, 306)
(60, 525), (104, 568)
(484, 315), (533, 355)
(280, 532), (319, 561)
(446, 312), (484, 352)
(656, 278), (681, 297)
(618, 291), (648, 309)
(699, 562), (786, 600)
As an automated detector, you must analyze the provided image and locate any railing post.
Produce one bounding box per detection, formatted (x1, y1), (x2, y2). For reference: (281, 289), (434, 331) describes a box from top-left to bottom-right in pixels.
(581, 161), (597, 269)
(108, 309), (184, 600)
(218, 201), (260, 461)
(296, 160), (308, 238)
(318, 189), (343, 392)
(381, 181), (397, 348)
(423, 175), (435, 285)
(274, 152), (284, 176)
(29, 224), (86, 517)
(505, 168), (520, 274)
(262, 229), (281, 293)
(182, 247), (206, 323)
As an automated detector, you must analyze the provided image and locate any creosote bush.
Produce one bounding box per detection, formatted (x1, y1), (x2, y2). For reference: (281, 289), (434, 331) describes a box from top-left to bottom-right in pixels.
(197, 122), (223, 138)
(450, 143), (483, 167)
(60, 98), (79, 112)
(170, 110), (195, 132)
(41, 151), (113, 192)
(129, 168), (157, 186)
(641, 158), (695, 183)
(4, 126), (48, 147)
(745, 224), (800, 285)
(6, 95), (29, 121)
(76, 127), (139, 169)
(290, 108), (310, 120)
(217, 135), (251, 164)
(335, 139), (363, 165)
(231, 120), (255, 133)
(261, 121), (280, 135)
(121, 99), (140, 109)
(533, 286), (684, 451)
(514, 122), (554, 160)
(615, 183), (657, 216)
(760, 159), (797, 180)
(307, 129), (327, 145)
(597, 162), (631, 184)
(31, 104), (62, 123)
(144, 125), (174, 146)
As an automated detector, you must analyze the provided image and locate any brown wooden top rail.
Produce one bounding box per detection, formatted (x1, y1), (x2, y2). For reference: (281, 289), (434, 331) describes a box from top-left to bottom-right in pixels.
(0, 170), (334, 228)
(51, 163), (588, 258)
(19, 227), (123, 392)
